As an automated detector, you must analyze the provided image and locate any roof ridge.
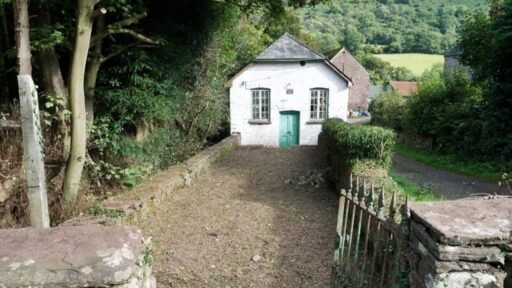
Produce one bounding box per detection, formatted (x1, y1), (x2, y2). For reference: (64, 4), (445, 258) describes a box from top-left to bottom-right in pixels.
(255, 32), (325, 61)
(330, 47), (369, 76)
(282, 33), (326, 59)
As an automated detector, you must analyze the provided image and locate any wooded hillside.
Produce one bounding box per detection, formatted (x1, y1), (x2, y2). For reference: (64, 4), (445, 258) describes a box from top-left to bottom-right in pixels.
(298, 0), (486, 53)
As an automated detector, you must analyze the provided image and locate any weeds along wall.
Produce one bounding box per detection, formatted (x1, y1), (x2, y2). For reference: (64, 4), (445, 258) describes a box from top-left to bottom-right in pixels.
(318, 118), (395, 191)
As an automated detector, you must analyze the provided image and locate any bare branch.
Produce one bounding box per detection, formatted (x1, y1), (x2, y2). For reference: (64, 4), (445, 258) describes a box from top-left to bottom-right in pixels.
(101, 43), (158, 64)
(90, 12), (148, 46)
(109, 12), (147, 28)
(114, 28), (159, 45)
(100, 43), (137, 63)
(211, 0), (245, 9)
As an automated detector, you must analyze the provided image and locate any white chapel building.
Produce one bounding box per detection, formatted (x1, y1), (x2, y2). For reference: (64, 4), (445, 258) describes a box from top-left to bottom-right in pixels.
(226, 33), (352, 147)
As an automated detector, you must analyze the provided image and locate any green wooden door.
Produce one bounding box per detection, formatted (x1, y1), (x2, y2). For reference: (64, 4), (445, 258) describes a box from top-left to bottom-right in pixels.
(279, 112), (300, 148)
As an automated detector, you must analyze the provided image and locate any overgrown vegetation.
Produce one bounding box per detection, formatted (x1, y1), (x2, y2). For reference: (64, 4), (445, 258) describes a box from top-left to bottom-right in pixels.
(369, 0), (512, 180)
(0, 0), (324, 227)
(390, 173), (442, 201)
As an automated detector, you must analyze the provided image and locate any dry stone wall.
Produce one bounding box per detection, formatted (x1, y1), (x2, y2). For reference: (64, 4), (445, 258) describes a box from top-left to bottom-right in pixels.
(409, 198), (512, 288)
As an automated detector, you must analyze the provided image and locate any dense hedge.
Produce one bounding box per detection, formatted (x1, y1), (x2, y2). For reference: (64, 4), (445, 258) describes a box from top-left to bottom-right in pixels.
(319, 118), (396, 167)
(318, 118), (396, 190)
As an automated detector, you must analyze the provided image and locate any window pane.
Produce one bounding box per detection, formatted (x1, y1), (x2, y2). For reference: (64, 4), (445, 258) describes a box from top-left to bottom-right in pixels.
(262, 94), (268, 120)
(311, 93), (317, 119)
(252, 89), (271, 120)
(319, 92), (325, 119)
(311, 89), (328, 119)
(252, 91), (260, 119)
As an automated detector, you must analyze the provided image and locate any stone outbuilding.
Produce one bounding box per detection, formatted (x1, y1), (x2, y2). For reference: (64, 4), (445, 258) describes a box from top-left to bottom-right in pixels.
(444, 46), (463, 72)
(226, 33), (352, 147)
(329, 47), (370, 112)
(444, 46), (472, 78)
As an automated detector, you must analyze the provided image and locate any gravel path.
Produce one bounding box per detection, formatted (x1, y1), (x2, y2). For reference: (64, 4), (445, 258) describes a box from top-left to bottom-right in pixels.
(391, 153), (507, 199)
(133, 146), (338, 287)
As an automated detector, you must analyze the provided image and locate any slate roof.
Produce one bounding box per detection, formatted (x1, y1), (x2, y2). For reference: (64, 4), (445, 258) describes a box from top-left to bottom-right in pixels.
(389, 81), (418, 96)
(255, 33), (325, 61)
(225, 33), (353, 87)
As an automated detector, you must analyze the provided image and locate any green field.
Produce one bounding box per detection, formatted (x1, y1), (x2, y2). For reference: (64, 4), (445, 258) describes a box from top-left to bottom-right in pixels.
(374, 53), (444, 76)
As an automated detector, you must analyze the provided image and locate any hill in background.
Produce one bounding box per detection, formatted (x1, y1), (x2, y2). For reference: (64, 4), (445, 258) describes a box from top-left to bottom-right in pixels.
(298, 0), (486, 54)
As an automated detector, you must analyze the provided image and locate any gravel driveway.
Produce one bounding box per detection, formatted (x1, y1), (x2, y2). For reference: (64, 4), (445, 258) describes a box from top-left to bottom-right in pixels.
(132, 146), (338, 287)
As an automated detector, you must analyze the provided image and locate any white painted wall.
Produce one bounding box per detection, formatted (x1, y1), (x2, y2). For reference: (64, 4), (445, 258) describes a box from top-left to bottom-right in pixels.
(229, 61), (349, 146)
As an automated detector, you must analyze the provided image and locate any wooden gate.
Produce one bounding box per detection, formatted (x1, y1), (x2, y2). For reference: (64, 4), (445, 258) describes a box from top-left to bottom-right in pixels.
(331, 174), (411, 288)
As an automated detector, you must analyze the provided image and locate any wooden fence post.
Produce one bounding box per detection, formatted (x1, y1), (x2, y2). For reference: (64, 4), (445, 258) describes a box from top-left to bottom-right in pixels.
(18, 75), (50, 228)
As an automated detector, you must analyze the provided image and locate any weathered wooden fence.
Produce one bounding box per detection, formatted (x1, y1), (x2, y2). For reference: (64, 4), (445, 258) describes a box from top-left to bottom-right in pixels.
(331, 174), (411, 288)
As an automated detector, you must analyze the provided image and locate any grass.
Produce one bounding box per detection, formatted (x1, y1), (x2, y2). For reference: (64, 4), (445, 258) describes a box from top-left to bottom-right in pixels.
(394, 142), (506, 182)
(390, 172), (442, 201)
(374, 53), (444, 76)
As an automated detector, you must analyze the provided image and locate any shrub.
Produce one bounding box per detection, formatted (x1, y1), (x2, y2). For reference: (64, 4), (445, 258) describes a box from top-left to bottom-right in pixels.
(403, 67), (484, 155)
(369, 90), (405, 131)
(320, 118), (396, 167)
(318, 118), (396, 190)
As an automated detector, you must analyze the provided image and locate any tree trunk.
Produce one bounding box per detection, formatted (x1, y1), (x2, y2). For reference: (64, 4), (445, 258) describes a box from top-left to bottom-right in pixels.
(13, 0), (50, 228)
(0, 4), (10, 104)
(84, 56), (100, 128)
(84, 14), (105, 128)
(135, 119), (150, 142)
(62, 0), (98, 209)
(39, 50), (71, 163)
(37, 5), (71, 168)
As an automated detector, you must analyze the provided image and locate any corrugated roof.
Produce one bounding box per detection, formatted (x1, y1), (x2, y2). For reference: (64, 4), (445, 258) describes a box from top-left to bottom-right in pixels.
(255, 33), (325, 61)
(389, 81), (417, 96)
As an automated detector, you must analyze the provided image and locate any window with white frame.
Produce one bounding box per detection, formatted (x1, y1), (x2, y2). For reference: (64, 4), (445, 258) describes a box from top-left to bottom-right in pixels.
(252, 89), (270, 120)
(310, 88), (328, 120)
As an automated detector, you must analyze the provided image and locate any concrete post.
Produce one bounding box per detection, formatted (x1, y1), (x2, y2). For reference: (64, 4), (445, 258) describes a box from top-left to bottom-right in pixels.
(18, 75), (50, 228)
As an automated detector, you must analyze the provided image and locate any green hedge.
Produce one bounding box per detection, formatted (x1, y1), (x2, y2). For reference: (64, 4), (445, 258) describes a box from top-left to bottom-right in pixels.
(318, 118), (396, 190)
(319, 118), (395, 167)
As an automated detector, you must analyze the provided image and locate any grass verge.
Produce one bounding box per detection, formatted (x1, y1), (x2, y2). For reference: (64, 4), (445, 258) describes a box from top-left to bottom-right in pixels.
(394, 143), (506, 182)
(390, 172), (442, 201)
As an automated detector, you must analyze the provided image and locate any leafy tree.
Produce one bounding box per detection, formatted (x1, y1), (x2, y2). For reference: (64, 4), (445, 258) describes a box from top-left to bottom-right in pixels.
(297, 0), (486, 54)
(343, 28), (365, 53)
(356, 52), (416, 85)
(369, 90), (405, 131)
(459, 0), (512, 158)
